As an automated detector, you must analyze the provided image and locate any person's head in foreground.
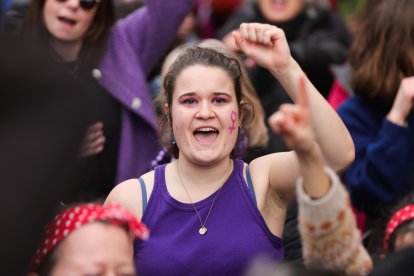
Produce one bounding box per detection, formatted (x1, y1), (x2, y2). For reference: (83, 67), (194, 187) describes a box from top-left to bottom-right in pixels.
(384, 201), (414, 255)
(28, 203), (148, 276)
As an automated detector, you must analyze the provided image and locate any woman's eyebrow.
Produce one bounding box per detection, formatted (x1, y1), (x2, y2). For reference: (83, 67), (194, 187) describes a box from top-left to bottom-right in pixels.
(178, 92), (196, 98)
(212, 92), (231, 96)
(177, 92), (231, 98)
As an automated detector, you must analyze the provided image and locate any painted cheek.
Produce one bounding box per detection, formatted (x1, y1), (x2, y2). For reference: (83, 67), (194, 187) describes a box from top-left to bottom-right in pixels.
(229, 111), (237, 134)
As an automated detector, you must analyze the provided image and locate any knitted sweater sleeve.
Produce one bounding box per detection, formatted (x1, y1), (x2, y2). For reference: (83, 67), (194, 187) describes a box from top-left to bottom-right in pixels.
(297, 167), (373, 275)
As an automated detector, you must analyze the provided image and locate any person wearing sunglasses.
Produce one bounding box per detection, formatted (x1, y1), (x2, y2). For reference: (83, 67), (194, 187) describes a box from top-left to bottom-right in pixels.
(20, 0), (194, 201)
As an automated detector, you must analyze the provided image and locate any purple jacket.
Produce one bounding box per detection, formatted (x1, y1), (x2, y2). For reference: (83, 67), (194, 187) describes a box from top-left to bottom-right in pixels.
(97, 0), (193, 183)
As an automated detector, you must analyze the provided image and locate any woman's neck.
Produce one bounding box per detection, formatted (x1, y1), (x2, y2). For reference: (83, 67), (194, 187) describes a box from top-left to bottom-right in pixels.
(49, 38), (82, 62)
(176, 157), (233, 195)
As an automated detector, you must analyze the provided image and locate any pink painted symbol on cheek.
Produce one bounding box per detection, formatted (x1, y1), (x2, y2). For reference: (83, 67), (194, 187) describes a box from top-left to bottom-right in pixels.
(229, 111), (237, 134)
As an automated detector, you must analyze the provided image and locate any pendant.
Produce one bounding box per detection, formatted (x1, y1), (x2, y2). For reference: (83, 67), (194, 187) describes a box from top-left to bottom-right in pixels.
(199, 226), (207, 235)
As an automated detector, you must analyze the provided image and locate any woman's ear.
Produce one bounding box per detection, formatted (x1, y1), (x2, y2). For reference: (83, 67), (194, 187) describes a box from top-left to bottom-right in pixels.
(164, 104), (170, 116)
(164, 103), (171, 123)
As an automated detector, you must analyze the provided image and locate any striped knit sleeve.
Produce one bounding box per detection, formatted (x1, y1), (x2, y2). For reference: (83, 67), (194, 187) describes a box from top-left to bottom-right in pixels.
(296, 167), (373, 275)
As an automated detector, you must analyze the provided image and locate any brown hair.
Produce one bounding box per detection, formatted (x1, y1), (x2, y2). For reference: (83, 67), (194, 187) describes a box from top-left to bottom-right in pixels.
(22, 0), (115, 72)
(159, 46), (255, 159)
(350, 0), (414, 109)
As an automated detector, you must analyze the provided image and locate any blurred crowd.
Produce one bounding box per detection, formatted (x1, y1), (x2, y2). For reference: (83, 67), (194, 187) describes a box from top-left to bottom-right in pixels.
(2, 0), (414, 275)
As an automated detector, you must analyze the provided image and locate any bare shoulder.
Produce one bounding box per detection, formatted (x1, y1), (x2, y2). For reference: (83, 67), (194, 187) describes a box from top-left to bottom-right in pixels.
(248, 153), (286, 181)
(105, 170), (155, 220)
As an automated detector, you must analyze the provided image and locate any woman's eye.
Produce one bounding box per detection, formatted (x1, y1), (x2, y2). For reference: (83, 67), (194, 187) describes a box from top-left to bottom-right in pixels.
(213, 97), (227, 104)
(182, 98), (197, 104)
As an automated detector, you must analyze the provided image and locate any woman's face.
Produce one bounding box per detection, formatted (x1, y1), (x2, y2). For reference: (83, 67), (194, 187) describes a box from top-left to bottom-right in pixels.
(258, 0), (305, 23)
(168, 64), (239, 165)
(43, 0), (97, 43)
(50, 223), (135, 276)
(394, 230), (414, 252)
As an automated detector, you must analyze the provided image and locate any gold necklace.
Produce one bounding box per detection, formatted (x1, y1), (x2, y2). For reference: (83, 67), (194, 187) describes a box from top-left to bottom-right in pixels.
(176, 160), (232, 235)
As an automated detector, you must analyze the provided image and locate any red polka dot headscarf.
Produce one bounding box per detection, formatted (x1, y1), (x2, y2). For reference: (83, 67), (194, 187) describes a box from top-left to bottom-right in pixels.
(384, 204), (414, 253)
(29, 203), (149, 272)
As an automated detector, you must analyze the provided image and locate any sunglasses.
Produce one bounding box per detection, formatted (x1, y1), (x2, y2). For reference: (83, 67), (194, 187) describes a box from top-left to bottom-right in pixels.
(56, 0), (101, 11)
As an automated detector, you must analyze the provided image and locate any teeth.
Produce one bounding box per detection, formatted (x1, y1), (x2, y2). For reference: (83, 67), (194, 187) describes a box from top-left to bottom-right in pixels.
(59, 16), (76, 25)
(196, 127), (216, 132)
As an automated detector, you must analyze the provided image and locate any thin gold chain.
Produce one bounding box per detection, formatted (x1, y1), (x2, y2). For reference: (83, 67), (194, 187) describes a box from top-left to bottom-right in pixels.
(176, 160), (233, 231)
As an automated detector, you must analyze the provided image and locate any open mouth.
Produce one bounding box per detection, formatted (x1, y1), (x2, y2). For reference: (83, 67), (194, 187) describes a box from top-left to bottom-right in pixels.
(58, 16), (77, 26)
(270, 0), (287, 9)
(194, 127), (219, 144)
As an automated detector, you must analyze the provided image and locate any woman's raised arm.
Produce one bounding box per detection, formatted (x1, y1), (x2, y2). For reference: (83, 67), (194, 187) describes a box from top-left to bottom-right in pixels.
(233, 23), (354, 197)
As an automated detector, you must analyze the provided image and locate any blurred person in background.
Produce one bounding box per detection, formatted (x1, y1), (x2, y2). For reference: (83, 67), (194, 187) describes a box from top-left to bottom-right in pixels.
(327, 0), (382, 111)
(195, 0), (243, 39)
(337, 0), (414, 257)
(21, 0), (194, 200)
(0, 36), (90, 275)
(4, 0), (144, 33)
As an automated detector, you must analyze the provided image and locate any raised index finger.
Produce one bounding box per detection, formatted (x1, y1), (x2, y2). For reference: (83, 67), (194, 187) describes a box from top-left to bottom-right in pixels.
(297, 74), (309, 111)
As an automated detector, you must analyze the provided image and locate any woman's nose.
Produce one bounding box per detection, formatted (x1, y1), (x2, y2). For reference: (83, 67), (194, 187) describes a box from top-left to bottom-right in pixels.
(196, 102), (215, 119)
(65, 0), (80, 10)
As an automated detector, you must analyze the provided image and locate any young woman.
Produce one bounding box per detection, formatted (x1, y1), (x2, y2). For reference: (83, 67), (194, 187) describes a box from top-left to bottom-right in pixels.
(106, 22), (354, 274)
(154, 38), (269, 160)
(22, 0), (194, 199)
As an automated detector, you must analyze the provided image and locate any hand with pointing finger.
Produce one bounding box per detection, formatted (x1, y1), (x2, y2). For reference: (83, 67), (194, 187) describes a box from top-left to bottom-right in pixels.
(268, 75), (314, 154)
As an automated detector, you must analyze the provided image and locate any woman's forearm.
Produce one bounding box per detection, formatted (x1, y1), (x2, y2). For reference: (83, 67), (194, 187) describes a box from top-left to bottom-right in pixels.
(270, 58), (355, 171)
(296, 144), (330, 199)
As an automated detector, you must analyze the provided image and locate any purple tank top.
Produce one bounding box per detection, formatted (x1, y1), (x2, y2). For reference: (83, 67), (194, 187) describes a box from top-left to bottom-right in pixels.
(135, 159), (284, 275)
